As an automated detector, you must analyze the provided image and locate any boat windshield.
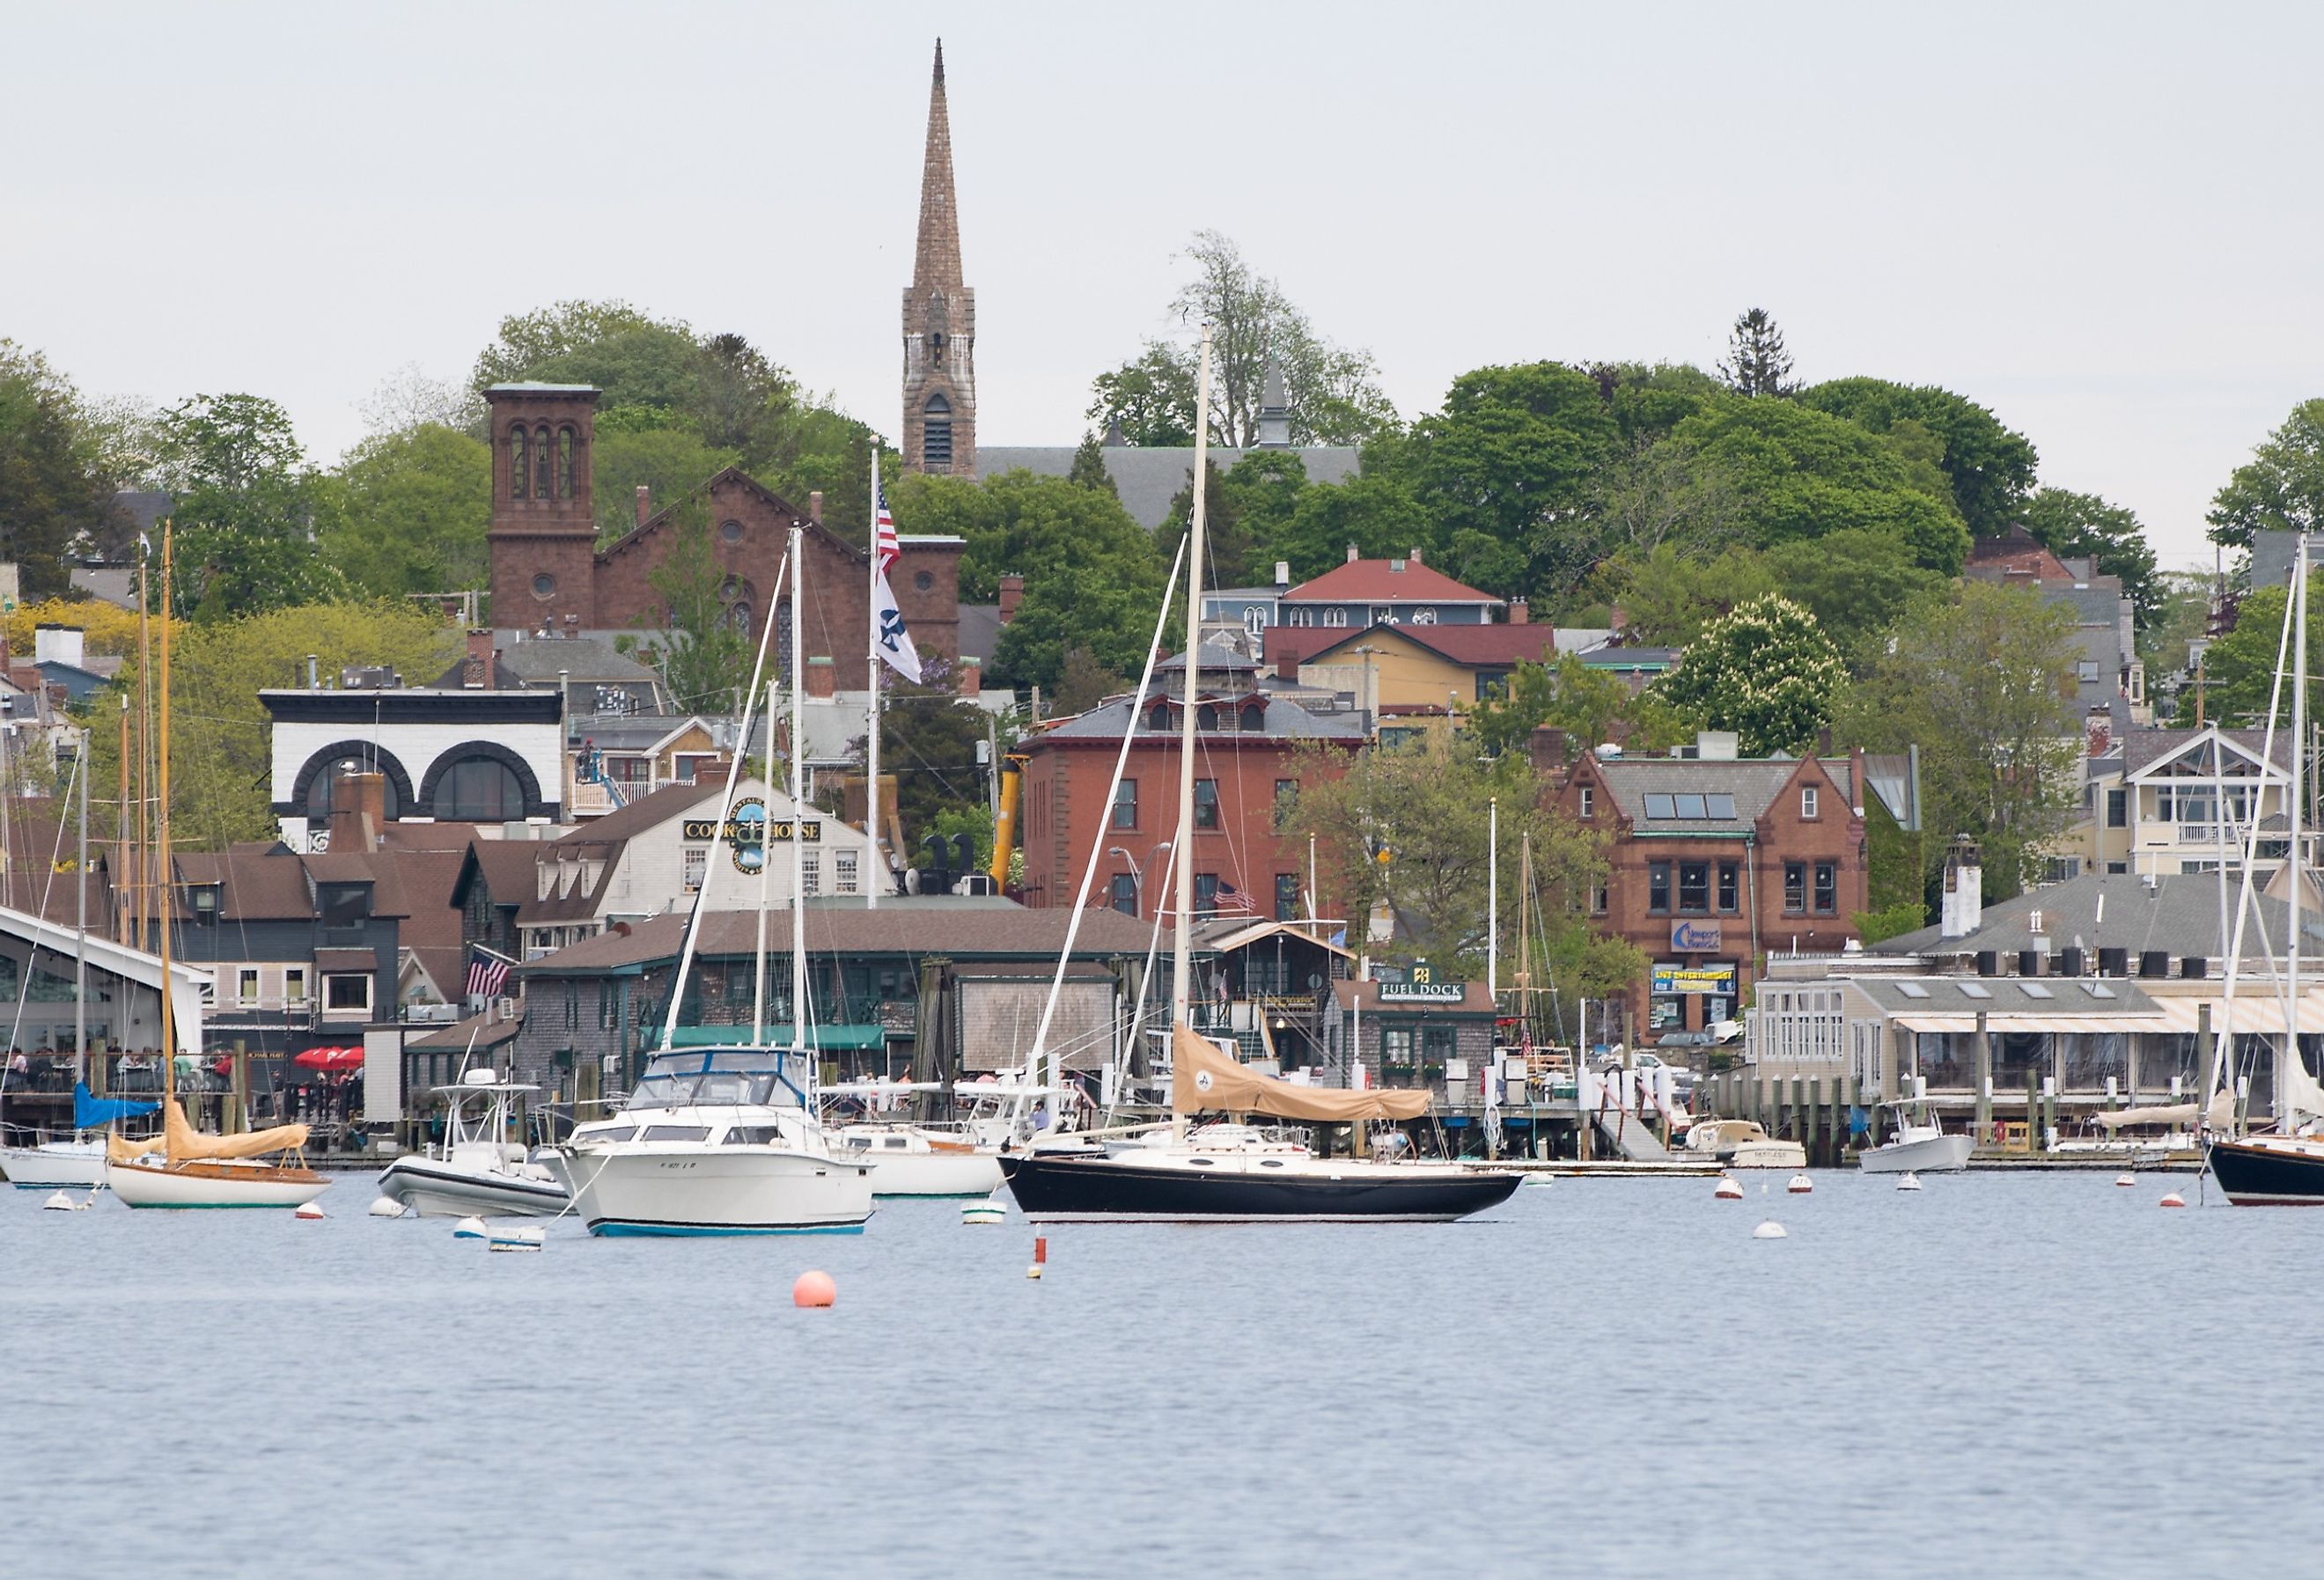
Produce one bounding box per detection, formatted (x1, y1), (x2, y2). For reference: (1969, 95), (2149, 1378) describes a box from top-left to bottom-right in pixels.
(623, 1049), (808, 1113)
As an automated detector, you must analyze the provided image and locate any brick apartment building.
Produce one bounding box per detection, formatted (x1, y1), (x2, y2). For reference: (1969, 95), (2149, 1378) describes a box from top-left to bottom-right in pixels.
(1537, 729), (1874, 1040)
(1014, 644), (1363, 921)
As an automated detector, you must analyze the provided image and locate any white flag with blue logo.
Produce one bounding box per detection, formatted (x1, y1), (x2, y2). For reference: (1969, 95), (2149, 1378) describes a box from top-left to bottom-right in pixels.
(871, 479), (923, 683)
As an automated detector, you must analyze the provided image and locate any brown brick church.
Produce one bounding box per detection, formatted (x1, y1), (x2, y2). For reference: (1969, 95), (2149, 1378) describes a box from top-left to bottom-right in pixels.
(484, 45), (978, 685)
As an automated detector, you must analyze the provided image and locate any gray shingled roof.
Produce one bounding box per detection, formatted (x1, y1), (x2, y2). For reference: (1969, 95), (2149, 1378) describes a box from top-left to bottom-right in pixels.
(1875, 871), (2324, 959)
(1589, 758), (1849, 834)
(1845, 975), (2162, 1018)
(977, 445), (1360, 530)
(1033, 687), (1364, 744)
(2121, 726), (2291, 775)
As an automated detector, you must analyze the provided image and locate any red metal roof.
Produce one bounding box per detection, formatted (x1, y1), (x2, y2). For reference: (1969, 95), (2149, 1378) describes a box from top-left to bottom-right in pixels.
(1282, 557), (1498, 606)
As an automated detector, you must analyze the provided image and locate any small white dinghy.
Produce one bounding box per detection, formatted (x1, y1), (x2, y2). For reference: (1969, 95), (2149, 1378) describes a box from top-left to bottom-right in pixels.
(489, 1224), (546, 1253)
(961, 1199), (1006, 1226)
(1896, 1171), (1923, 1192)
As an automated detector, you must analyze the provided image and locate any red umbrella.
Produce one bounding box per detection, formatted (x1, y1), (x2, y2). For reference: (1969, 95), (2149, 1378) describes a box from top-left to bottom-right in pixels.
(294, 1046), (365, 1072)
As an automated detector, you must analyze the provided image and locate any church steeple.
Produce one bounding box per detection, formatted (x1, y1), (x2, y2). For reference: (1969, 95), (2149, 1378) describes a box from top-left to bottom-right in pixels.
(902, 39), (976, 477)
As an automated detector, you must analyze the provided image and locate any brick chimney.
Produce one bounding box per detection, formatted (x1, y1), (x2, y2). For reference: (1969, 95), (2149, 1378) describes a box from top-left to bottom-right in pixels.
(957, 657), (981, 698)
(997, 574), (1025, 624)
(1409, 546), (1423, 566)
(1609, 605), (1629, 635)
(805, 656), (836, 701)
(1530, 725), (1568, 773)
(463, 628), (495, 688)
(1940, 836), (1983, 939)
(327, 768), (387, 854)
(2085, 706), (2113, 759)
(1509, 598), (1529, 626)
(809, 490), (823, 525)
(635, 485), (651, 528)
(1346, 544), (1359, 564)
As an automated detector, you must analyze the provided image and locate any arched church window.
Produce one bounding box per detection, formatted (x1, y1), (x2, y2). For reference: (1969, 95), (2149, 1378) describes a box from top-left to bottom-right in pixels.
(725, 602), (754, 635)
(556, 427), (577, 498)
(929, 331), (946, 365)
(534, 425), (553, 498)
(511, 425), (530, 499)
(923, 392), (952, 470)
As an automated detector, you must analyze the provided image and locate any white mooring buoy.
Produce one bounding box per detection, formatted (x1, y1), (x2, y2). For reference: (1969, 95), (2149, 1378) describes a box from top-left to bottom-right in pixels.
(1715, 1176), (1744, 1201)
(1896, 1171), (1922, 1192)
(2159, 1191), (2187, 1209)
(2114, 1172), (2136, 1188)
(1786, 1173), (1814, 1195)
(42, 1190), (85, 1212)
(452, 1216), (489, 1240)
(293, 1200), (326, 1221)
(1753, 1219), (1788, 1239)
(368, 1196), (406, 1218)
(962, 1201), (1006, 1225)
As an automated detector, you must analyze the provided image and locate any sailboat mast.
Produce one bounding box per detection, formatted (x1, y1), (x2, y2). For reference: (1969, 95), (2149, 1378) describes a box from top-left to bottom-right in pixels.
(1488, 797), (1499, 1005)
(791, 518), (812, 1099)
(157, 525), (175, 1116)
(2290, 532), (2309, 1123)
(74, 735), (86, 1084)
(864, 445), (881, 912)
(1170, 324), (1214, 1031)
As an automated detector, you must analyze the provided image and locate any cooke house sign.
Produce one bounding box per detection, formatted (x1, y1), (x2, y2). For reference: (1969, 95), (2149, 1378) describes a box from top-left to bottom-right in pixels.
(680, 797), (823, 876)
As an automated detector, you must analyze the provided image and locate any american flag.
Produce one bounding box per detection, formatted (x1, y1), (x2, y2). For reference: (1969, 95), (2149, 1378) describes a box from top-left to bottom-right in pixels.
(873, 477), (900, 576)
(465, 944), (513, 1001)
(1211, 879), (1258, 917)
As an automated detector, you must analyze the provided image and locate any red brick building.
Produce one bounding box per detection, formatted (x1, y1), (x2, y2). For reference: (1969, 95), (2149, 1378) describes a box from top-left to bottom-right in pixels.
(482, 383), (960, 688)
(1015, 647), (1363, 920)
(1535, 729), (1872, 1038)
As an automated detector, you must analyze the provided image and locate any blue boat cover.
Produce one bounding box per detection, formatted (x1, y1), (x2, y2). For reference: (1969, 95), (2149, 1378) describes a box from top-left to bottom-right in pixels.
(76, 1081), (158, 1129)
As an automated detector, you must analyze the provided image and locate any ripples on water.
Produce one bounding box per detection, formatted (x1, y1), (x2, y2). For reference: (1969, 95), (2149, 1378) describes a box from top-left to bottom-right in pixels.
(4, 1171), (2313, 1579)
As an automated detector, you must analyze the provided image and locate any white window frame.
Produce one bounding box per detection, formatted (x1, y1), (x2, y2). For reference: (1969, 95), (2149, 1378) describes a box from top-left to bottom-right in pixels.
(682, 846), (708, 893)
(322, 973), (372, 1016)
(801, 854), (820, 895)
(1322, 607), (1349, 628)
(836, 852), (859, 894)
(236, 968), (260, 1007)
(283, 967), (307, 1005)
(1802, 786), (1820, 819)
(1579, 786), (1594, 819)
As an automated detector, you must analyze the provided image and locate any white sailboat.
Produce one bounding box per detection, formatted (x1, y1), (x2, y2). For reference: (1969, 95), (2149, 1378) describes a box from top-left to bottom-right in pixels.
(549, 518), (875, 1235)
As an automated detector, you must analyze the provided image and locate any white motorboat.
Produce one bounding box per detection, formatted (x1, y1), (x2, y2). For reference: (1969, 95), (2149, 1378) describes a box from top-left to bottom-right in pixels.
(824, 1077), (1071, 1196)
(2, 1138), (110, 1190)
(548, 1048), (875, 1236)
(1682, 1118), (1807, 1171)
(830, 1125), (1002, 1196)
(1857, 1103), (1974, 1174)
(379, 1071), (567, 1218)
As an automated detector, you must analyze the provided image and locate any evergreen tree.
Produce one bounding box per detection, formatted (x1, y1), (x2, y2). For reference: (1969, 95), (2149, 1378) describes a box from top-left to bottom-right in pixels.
(1066, 431), (1116, 496)
(1717, 308), (1797, 398)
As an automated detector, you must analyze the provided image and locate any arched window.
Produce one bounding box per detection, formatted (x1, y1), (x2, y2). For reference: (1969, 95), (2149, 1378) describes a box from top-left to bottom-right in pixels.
(1241, 703), (1265, 731)
(303, 762), (406, 824)
(1323, 607), (1349, 628)
(534, 425), (553, 498)
(430, 755), (526, 821)
(923, 393), (952, 470)
(510, 426), (530, 499)
(725, 601), (754, 634)
(556, 426), (577, 498)
(1197, 704), (1217, 730)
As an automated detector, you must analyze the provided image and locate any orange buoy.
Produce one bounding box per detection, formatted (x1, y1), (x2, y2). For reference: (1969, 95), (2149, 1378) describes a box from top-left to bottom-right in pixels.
(792, 1269), (837, 1308)
(1715, 1177), (1744, 1201)
(2159, 1192), (2187, 1209)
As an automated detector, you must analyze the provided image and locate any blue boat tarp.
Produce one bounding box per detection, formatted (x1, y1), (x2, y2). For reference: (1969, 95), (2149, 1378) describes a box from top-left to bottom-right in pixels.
(639, 1025), (886, 1052)
(76, 1082), (158, 1129)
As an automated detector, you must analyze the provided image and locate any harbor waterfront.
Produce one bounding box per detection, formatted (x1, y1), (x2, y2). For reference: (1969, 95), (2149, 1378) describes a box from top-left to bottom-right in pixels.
(5, 1172), (2316, 1579)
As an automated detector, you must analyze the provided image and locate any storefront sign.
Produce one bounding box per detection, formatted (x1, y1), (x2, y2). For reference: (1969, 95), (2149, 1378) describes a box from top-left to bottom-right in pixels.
(1651, 961), (1738, 997)
(1670, 918), (1722, 952)
(1379, 959), (1465, 1003)
(680, 799), (823, 877)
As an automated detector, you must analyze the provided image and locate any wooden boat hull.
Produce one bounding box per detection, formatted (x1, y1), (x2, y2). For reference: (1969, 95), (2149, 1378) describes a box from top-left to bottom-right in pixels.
(997, 1151), (1520, 1223)
(107, 1157), (332, 1209)
(2209, 1134), (2324, 1205)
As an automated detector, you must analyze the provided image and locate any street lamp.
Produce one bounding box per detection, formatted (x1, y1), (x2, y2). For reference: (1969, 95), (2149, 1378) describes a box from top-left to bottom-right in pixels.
(1108, 841), (1173, 918)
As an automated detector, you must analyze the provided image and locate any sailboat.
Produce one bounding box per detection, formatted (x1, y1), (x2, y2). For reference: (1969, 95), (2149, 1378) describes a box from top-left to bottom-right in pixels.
(2206, 528), (2324, 1204)
(995, 325), (1518, 1224)
(107, 526), (331, 1210)
(547, 518), (876, 1234)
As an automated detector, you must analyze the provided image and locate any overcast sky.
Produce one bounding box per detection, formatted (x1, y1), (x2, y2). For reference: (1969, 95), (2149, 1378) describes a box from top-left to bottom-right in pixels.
(8, 2), (2319, 569)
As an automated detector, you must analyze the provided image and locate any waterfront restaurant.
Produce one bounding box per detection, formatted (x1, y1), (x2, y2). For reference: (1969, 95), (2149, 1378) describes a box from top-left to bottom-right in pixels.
(1320, 971), (1497, 1095)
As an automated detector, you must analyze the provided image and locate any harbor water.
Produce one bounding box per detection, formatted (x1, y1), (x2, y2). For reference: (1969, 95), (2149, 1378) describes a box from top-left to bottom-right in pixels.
(4, 1170), (2316, 1578)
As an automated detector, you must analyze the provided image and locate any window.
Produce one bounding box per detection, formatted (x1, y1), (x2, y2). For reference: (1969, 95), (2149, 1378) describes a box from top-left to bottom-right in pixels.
(1379, 726), (1422, 751)
(1323, 607), (1349, 628)
(1579, 787), (1594, 819)
(836, 852), (859, 893)
(324, 974), (371, 1014)
(303, 769), (405, 826)
(533, 425), (553, 498)
(1590, 881), (1607, 915)
(1476, 671), (1510, 702)
(1717, 861), (1739, 913)
(1113, 779), (1138, 830)
(1813, 861), (1837, 915)
(510, 425), (529, 499)
(318, 883), (371, 930)
(557, 426), (577, 498)
(1110, 873), (1138, 916)
(1678, 861), (1710, 914)
(1648, 862), (1672, 915)
(2078, 660), (2101, 684)
(1194, 779), (1219, 829)
(1274, 778), (1298, 812)
(1783, 862), (1806, 913)
(801, 855), (820, 894)
(682, 847), (708, 893)
(1287, 607), (1313, 628)
(1412, 608), (1438, 625)
(1240, 703), (1264, 731)
(189, 885), (220, 922)
(1802, 787), (1820, 819)
(2041, 856), (2082, 885)
(1382, 1027), (1414, 1071)
(1642, 792), (1733, 819)
(1275, 873), (1300, 921)
(1194, 872), (1219, 916)
(2106, 861), (2129, 875)
(725, 967), (751, 1005)
(431, 755), (526, 820)
(283, 968), (307, 1005)
(923, 393), (952, 470)
(237, 968), (259, 1007)
(2106, 788), (2127, 828)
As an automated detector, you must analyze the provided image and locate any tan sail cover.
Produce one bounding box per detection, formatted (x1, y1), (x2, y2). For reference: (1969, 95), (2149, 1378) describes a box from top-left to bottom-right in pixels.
(1172, 1025), (1430, 1121)
(2092, 1090), (2237, 1131)
(107, 1130), (165, 1165)
(158, 1100), (310, 1160)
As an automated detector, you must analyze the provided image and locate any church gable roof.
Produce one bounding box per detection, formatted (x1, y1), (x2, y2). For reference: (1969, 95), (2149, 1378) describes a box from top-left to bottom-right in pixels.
(595, 467), (869, 570)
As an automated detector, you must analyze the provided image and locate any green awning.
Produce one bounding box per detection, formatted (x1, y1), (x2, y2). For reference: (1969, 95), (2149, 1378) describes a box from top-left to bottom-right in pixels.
(641, 1024), (887, 1052)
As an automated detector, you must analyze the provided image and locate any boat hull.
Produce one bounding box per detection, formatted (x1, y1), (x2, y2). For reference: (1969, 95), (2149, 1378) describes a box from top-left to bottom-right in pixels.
(2209, 1135), (2324, 1205)
(107, 1158), (332, 1209)
(1858, 1134), (1974, 1174)
(377, 1156), (569, 1218)
(1727, 1141), (1809, 1170)
(857, 1150), (1003, 1197)
(2, 1142), (109, 1189)
(549, 1147), (875, 1236)
(997, 1152), (1521, 1223)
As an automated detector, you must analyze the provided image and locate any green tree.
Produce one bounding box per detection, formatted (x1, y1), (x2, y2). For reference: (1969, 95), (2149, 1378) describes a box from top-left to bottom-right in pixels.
(2173, 584), (2322, 726)
(1839, 582), (2081, 900)
(317, 423), (493, 596)
(1218, 451), (1308, 578)
(1052, 646), (1126, 714)
(1065, 432), (1117, 496)
(2206, 398), (2324, 550)
(2019, 485), (2160, 629)
(154, 394), (344, 620)
(644, 520), (753, 716)
(1657, 593), (1846, 756)
(2138, 570), (2213, 676)
(0, 341), (123, 595)
(1269, 471), (1423, 584)
(1717, 308), (1796, 398)
(590, 421), (741, 543)
(1469, 651), (1695, 757)
(1588, 361), (1725, 445)
(1671, 395), (1970, 573)
(96, 601), (460, 850)
(862, 656), (992, 849)
(1601, 543), (1777, 646)
(1801, 377), (2039, 540)
(1085, 344), (1196, 448)
(1582, 436), (1745, 570)
(1160, 459), (1250, 588)
(1760, 528), (1945, 664)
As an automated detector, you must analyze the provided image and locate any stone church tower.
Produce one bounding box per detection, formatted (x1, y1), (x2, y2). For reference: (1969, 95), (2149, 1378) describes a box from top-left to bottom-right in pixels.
(901, 40), (975, 477)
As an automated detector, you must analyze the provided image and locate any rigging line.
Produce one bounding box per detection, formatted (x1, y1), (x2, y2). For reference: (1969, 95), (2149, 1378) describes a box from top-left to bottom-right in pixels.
(0, 748), (84, 1067)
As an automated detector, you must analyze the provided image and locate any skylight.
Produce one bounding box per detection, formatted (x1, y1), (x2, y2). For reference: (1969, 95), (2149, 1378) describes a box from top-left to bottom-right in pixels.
(2019, 981), (2054, 999)
(2081, 982), (2115, 998)
(1643, 792), (1737, 819)
(1960, 982), (1992, 999)
(1896, 982), (1930, 998)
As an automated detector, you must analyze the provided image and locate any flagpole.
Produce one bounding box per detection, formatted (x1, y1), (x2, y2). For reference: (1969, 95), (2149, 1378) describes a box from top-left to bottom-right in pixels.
(865, 446), (882, 911)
